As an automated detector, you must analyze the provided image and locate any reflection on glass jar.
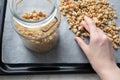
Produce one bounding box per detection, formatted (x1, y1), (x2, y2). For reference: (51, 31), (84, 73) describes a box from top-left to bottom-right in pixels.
(10, 0), (61, 52)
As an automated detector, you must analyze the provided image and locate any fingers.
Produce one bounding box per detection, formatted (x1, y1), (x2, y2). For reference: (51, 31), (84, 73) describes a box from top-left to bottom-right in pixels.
(75, 37), (88, 54)
(84, 16), (98, 36)
(97, 28), (105, 35)
(81, 21), (90, 32)
(97, 28), (112, 42)
(97, 28), (109, 38)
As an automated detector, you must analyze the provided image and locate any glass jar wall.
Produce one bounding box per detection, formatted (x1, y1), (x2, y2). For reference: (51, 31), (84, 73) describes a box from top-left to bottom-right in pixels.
(10, 0), (61, 52)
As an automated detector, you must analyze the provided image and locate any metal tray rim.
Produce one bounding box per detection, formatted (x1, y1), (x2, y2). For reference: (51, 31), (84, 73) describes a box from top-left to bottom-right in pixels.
(0, 0), (119, 75)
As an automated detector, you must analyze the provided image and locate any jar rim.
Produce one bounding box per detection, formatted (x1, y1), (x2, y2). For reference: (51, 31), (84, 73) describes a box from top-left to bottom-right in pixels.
(10, 0), (57, 24)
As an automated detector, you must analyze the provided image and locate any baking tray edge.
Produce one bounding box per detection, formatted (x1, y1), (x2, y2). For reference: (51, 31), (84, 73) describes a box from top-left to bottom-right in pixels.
(0, 0), (120, 75)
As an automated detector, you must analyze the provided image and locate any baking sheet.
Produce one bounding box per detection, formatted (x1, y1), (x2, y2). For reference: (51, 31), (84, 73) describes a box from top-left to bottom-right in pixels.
(2, 0), (120, 64)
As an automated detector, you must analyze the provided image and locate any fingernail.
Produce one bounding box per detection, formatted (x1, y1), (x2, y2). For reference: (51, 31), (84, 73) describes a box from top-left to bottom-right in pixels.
(81, 21), (86, 26)
(84, 16), (88, 19)
(74, 37), (78, 40)
(74, 37), (77, 40)
(85, 16), (91, 19)
(80, 21), (84, 25)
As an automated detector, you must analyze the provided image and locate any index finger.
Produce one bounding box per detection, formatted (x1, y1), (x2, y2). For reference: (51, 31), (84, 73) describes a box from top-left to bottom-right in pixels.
(84, 16), (98, 36)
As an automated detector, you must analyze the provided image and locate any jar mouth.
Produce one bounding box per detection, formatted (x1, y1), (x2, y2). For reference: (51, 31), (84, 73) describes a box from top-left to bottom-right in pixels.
(10, 0), (57, 24)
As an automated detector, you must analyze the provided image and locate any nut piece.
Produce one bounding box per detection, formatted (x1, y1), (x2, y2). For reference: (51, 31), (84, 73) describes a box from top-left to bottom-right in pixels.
(76, 31), (80, 37)
(22, 10), (46, 20)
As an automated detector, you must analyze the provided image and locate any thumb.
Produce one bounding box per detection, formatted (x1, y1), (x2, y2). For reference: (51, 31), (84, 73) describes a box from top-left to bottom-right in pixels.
(75, 37), (88, 54)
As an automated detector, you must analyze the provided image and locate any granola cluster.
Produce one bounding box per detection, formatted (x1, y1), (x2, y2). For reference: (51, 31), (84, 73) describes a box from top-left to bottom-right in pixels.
(60, 0), (120, 49)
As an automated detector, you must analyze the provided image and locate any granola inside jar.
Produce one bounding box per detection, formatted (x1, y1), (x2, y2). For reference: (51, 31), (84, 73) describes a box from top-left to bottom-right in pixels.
(10, 0), (61, 52)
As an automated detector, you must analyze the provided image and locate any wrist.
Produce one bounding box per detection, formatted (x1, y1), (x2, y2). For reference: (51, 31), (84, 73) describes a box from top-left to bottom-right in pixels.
(96, 63), (120, 80)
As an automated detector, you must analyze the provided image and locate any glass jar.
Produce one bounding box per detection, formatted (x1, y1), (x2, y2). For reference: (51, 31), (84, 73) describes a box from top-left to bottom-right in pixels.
(10, 0), (61, 52)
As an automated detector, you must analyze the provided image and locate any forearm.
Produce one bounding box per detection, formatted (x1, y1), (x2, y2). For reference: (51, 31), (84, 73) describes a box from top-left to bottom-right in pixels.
(96, 64), (120, 80)
(75, 16), (120, 80)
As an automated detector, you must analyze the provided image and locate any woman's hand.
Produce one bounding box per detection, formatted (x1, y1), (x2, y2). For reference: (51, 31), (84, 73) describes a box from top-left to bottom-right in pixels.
(75, 16), (120, 80)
